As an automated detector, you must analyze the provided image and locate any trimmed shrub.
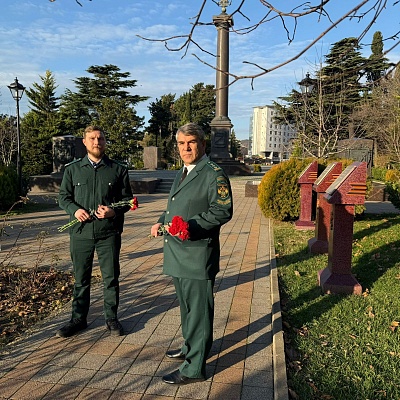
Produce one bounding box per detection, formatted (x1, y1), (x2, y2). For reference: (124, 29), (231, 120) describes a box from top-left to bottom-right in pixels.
(258, 158), (368, 221)
(385, 169), (400, 210)
(0, 166), (18, 211)
(385, 169), (400, 183)
(258, 158), (312, 221)
(386, 181), (400, 209)
(253, 164), (262, 173)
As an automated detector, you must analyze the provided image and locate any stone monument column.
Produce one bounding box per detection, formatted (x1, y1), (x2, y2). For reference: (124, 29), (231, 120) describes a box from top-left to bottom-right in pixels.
(210, 5), (233, 160)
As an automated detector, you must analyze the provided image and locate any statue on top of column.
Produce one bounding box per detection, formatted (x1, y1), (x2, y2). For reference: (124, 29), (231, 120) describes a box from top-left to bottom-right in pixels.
(218, 0), (231, 14)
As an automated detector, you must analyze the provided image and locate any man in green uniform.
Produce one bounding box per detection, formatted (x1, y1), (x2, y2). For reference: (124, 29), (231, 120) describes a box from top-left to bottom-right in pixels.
(150, 123), (233, 384)
(57, 125), (133, 338)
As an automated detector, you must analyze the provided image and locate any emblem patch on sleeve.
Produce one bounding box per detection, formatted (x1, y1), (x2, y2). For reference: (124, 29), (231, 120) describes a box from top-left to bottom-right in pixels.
(217, 176), (231, 204)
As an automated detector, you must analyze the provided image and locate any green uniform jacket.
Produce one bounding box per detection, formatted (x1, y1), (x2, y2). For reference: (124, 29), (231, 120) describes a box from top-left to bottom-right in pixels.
(158, 157), (233, 280)
(58, 154), (133, 239)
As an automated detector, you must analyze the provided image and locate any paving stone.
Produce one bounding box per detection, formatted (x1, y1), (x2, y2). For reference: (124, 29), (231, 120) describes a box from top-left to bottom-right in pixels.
(0, 181), (288, 400)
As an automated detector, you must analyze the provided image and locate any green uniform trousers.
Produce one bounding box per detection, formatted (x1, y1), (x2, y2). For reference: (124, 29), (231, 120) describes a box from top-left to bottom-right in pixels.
(173, 277), (215, 379)
(70, 234), (121, 321)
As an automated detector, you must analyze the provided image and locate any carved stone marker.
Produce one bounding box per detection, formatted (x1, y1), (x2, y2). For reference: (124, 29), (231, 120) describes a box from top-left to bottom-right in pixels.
(295, 160), (318, 230)
(318, 161), (367, 295)
(52, 135), (76, 173)
(143, 146), (161, 169)
(308, 162), (342, 254)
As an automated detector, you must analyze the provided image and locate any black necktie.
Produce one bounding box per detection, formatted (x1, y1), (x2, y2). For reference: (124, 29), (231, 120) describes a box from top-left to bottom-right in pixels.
(179, 167), (188, 186)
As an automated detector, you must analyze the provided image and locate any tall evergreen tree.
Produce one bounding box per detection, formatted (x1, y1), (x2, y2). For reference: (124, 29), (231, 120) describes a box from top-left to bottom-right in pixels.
(274, 38), (369, 158)
(173, 83), (215, 137)
(59, 64), (148, 135)
(319, 37), (367, 139)
(21, 70), (60, 175)
(25, 70), (59, 120)
(147, 94), (176, 146)
(365, 31), (392, 86)
(94, 97), (144, 164)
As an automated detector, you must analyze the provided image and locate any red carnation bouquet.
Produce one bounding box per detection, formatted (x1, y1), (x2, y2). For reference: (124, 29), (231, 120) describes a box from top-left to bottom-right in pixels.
(151, 215), (190, 241)
(58, 197), (139, 232)
(168, 216), (190, 240)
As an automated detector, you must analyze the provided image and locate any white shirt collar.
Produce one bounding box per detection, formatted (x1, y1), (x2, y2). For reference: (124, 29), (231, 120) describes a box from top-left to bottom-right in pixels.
(88, 157), (102, 168)
(184, 154), (207, 174)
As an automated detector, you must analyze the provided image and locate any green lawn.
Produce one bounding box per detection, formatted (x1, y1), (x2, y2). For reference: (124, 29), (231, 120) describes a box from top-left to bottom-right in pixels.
(274, 214), (400, 400)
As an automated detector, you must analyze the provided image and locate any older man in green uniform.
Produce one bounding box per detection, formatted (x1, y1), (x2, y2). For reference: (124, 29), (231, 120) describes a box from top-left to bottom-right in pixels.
(151, 123), (233, 384)
(57, 125), (133, 338)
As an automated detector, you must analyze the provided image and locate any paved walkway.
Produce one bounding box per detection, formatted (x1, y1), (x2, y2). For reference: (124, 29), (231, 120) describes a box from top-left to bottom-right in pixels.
(0, 177), (288, 400)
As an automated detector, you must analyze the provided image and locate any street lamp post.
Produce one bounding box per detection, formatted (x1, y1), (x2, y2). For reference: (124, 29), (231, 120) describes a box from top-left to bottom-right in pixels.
(7, 77), (25, 194)
(298, 73), (315, 94)
(297, 73), (315, 157)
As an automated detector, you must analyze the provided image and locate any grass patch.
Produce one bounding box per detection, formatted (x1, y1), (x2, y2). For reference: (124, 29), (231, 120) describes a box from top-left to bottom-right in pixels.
(274, 214), (400, 400)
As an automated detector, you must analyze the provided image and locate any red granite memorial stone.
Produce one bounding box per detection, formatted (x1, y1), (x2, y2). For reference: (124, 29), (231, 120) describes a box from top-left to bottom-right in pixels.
(308, 162), (342, 254)
(295, 160), (318, 230)
(318, 162), (367, 295)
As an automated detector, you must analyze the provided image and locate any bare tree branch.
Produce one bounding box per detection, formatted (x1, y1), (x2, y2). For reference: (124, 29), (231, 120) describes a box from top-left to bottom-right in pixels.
(50, 0), (399, 86)
(138, 0), (399, 86)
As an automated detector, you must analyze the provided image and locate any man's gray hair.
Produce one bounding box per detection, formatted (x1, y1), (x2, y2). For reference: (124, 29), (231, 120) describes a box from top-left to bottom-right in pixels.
(176, 123), (205, 141)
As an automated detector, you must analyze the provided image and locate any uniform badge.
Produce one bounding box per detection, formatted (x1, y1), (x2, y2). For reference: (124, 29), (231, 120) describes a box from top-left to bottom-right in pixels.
(217, 176), (229, 200)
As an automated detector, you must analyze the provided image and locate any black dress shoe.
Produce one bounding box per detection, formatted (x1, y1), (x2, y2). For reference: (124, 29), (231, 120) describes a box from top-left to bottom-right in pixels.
(162, 369), (205, 385)
(106, 318), (124, 336)
(165, 349), (186, 359)
(56, 318), (87, 338)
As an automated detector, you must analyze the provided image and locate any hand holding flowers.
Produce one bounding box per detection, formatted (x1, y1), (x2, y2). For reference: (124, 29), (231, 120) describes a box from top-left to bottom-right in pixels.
(58, 197), (139, 232)
(150, 216), (190, 241)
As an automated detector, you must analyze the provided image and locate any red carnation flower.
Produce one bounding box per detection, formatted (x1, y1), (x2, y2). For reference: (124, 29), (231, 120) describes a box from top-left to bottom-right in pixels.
(130, 197), (139, 210)
(169, 216), (190, 240)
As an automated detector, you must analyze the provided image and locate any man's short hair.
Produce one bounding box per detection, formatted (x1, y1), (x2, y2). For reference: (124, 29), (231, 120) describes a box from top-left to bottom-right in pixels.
(176, 123), (205, 141)
(83, 125), (105, 138)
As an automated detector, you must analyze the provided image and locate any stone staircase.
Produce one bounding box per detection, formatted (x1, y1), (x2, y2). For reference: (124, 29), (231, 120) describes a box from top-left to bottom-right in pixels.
(156, 177), (175, 193)
(28, 169), (259, 196)
(128, 170), (179, 194)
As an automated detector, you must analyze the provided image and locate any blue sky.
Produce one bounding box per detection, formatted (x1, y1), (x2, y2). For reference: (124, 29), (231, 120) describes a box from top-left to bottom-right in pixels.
(0, 1), (399, 140)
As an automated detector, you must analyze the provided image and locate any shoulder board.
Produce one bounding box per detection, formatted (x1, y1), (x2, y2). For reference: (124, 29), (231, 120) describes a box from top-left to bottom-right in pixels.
(64, 158), (82, 167)
(206, 161), (222, 172)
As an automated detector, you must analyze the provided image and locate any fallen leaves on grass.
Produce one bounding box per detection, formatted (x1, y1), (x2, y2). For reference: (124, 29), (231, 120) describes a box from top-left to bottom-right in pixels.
(349, 334), (358, 340)
(362, 288), (370, 297)
(389, 321), (399, 332)
(294, 326), (309, 336)
(366, 306), (375, 318)
(0, 266), (74, 347)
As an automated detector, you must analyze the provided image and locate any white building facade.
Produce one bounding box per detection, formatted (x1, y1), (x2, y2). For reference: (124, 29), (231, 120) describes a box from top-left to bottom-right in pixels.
(251, 105), (296, 163)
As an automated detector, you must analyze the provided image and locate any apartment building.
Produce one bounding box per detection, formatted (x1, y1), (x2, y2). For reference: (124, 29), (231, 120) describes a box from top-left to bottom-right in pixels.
(251, 105), (296, 163)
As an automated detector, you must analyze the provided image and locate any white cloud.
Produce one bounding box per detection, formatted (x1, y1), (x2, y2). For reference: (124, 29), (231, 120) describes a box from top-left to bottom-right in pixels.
(1, 0), (398, 140)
